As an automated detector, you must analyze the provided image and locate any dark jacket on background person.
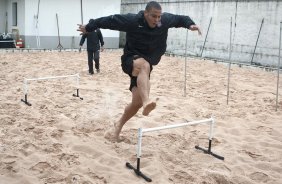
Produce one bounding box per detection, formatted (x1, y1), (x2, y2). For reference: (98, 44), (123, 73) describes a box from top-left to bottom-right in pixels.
(80, 29), (104, 51)
(85, 11), (195, 65)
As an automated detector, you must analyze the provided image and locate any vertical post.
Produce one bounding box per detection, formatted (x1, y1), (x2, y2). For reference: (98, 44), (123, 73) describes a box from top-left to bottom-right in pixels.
(23, 78), (28, 95)
(56, 13), (63, 51)
(126, 127), (151, 182)
(36, 0), (40, 24)
(77, 74), (80, 86)
(24, 94), (28, 102)
(5, 12), (8, 34)
(276, 22), (282, 111)
(35, 0), (41, 48)
(21, 78), (31, 106)
(227, 17), (233, 105)
(136, 158), (141, 173)
(71, 36), (75, 51)
(184, 29), (188, 97)
(209, 116), (215, 141)
(208, 117), (215, 153)
(76, 74), (80, 96)
(137, 128), (143, 159)
(73, 74), (83, 100)
(251, 18), (264, 65)
(200, 17), (212, 57)
(80, 0), (84, 24)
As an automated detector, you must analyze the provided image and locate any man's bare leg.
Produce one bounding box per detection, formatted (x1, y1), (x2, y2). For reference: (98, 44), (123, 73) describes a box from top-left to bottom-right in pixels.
(132, 58), (156, 116)
(104, 87), (142, 141)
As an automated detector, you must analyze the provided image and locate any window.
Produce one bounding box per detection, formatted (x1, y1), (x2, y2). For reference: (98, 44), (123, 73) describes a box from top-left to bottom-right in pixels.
(12, 2), (17, 26)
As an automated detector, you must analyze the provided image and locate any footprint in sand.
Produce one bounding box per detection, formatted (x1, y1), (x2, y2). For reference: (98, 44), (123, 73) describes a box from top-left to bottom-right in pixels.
(249, 172), (269, 183)
(30, 161), (52, 173)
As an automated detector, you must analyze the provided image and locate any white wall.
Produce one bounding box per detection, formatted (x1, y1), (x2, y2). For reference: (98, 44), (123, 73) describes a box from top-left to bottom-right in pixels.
(83, 0), (120, 38)
(24, 0), (120, 37)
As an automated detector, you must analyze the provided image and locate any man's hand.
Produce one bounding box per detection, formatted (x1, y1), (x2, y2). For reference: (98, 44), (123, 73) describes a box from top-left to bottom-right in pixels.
(79, 46), (82, 53)
(189, 25), (202, 36)
(101, 46), (104, 52)
(77, 24), (87, 35)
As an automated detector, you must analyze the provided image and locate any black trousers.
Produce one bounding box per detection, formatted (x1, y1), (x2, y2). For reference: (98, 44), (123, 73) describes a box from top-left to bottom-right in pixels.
(87, 50), (100, 73)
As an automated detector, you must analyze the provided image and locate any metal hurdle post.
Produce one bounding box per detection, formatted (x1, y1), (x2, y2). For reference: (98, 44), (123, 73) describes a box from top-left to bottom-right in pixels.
(21, 73), (83, 106)
(184, 29), (188, 97)
(21, 78), (31, 106)
(276, 21), (282, 111)
(227, 17), (233, 105)
(251, 18), (264, 65)
(126, 117), (224, 182)
(200, 17), (212, 57)
(73, 73), (83, 100)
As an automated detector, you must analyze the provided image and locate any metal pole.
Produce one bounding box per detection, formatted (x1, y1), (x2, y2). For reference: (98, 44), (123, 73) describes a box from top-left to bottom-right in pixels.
(23, 78), (28, 95)
(251, 18), (264, 65)
(208, 116), (215, 141)
(76, 74), (80, 97)
(184, 29), (188, 97)
(56, 13), (63, 51)
(81, 0), (84, 24)
(5, 12), (8, 34)
(137, 128), (143, 158)
(35, 0), (41, 48)
(227, 17), (233, 105)
(200, 17), (212, 57)
(276, 22), (282, 111)
(76, 73), (80, 88)
(207, 117), (215, 153)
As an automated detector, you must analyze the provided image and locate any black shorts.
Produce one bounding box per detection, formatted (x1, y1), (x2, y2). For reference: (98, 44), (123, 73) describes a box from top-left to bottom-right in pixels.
(121, 55), (152, 91)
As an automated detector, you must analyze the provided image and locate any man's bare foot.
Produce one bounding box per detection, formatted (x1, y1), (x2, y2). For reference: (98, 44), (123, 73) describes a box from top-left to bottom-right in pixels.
(104, 123), (122, 142)
(142, 101), (157, 116)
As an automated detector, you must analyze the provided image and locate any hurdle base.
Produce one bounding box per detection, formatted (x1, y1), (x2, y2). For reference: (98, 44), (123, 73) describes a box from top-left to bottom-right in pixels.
(21, 99), (32, 106)
(126, 162), (152, 182)
(73, 89), (83, 100)
(195, 145), (224, 160)
(21, 94), (32, 106)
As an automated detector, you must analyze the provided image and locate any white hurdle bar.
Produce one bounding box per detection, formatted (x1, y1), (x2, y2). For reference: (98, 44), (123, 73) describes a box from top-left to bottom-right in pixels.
(21, 73), (83, 106)
(126, 117), (224, 182)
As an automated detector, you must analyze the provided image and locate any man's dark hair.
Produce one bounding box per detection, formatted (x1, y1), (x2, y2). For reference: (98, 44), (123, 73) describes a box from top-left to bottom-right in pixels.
(145, 1), (162, 11)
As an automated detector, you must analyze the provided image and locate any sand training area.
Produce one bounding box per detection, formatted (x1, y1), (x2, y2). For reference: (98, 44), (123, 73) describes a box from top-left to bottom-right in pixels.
(0, 49), (281, 183)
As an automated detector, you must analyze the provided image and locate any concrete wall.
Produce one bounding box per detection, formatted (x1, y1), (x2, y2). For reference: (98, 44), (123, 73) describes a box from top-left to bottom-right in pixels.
(120, 0), (282, 67)
(1, 0), (121, 49)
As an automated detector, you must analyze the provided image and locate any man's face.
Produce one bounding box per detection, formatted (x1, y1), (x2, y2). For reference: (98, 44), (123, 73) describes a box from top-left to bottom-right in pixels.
(144, 8), (162, 28)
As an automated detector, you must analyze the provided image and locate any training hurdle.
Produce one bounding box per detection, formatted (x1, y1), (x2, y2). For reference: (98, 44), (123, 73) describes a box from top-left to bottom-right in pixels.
(126, 117), (224, 182)
(21, 73), (83, 106)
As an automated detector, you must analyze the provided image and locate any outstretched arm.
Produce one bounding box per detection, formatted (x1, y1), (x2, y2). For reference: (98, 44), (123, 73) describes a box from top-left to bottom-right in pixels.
(162, 13), (201, 35)
(189, 24), (202, 35)
(77, 14), (137, 35)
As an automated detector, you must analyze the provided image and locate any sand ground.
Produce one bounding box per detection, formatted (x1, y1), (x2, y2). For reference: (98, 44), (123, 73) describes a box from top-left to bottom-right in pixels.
(0, 49), (281, 184)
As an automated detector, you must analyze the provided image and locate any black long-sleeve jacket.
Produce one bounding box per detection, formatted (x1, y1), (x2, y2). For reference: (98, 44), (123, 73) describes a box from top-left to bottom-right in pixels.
(85, 11), (195, 65)
(80, 28), (104, 51)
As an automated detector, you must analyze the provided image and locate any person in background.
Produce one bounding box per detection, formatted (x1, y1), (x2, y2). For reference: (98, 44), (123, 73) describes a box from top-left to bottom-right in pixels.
(77, 1), (201, 141)
(79, 29), (104, 74)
